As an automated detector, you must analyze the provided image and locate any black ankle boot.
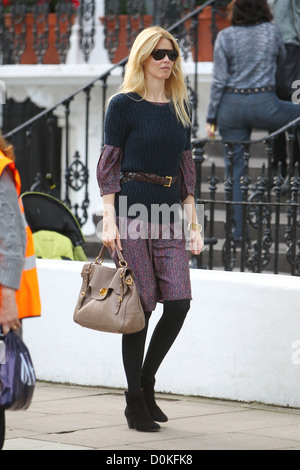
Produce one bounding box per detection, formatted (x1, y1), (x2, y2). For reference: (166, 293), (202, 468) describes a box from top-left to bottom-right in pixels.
(141, 375), (168, 423)
(124, 392), (160, 432)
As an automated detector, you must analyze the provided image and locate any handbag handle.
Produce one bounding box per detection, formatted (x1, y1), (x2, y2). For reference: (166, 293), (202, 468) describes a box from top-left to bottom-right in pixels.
(95, 244), (127, 267)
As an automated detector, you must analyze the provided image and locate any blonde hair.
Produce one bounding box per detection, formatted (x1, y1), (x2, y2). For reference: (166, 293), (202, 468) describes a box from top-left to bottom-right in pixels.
(113, 26), (191, 127)
(0, 133), (15, 162)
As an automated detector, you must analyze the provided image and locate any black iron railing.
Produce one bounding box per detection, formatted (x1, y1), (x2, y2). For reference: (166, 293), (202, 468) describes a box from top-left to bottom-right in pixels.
(192, 118), (300, 276)
(0, 0), (96, 64)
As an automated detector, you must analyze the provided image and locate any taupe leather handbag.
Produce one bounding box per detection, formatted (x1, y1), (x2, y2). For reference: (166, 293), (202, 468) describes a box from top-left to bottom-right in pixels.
(73, 245), (145, 334)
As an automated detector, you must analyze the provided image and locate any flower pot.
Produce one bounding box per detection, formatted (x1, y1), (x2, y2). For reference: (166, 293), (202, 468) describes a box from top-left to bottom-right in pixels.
(193, 6), (230, 61)
(101, 15), (153, 64)
(5, 12), (75, 64)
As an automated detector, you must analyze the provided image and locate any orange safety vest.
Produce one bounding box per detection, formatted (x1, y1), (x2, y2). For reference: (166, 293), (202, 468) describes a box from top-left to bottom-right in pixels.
(0, 153), (41, 319)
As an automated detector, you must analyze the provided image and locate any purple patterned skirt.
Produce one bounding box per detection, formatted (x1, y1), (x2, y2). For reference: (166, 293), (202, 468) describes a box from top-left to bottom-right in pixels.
(110, 217), (192, 312)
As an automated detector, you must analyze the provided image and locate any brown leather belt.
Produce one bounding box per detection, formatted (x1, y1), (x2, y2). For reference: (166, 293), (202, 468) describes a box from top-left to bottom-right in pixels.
(120, 171), (178, 187)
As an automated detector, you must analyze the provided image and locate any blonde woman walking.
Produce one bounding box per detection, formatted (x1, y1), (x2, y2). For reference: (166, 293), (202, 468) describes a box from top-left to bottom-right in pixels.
(97, 26), (203, 432)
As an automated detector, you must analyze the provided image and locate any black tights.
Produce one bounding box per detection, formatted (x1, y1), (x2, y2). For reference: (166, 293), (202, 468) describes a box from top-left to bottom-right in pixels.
(122, 299), (190, 395)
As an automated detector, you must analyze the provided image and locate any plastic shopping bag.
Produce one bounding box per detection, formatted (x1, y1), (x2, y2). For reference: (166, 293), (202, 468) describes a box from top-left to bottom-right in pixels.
(0, 330), (36, 410)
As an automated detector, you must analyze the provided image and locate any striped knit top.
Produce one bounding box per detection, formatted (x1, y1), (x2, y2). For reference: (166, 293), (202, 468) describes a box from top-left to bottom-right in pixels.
(0, 168), (26, 290)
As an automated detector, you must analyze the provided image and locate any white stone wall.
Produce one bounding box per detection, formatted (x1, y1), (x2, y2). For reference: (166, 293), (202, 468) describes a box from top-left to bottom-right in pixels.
(23, 259), (300, 408)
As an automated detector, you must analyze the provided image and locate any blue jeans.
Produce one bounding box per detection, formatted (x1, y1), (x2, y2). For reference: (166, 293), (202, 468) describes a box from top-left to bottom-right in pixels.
(217, 91), (300, 240)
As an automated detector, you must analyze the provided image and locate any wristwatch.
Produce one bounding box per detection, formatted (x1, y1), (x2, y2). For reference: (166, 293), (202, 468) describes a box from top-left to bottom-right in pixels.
(187, 222), (202, 232)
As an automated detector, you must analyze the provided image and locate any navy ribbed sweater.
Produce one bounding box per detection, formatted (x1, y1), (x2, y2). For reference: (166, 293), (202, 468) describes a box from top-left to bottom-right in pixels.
(104, 93), (191, 219)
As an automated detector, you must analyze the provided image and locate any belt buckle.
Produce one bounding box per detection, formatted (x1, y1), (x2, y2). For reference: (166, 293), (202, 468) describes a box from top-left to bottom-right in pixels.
(164, 176), (172, 187)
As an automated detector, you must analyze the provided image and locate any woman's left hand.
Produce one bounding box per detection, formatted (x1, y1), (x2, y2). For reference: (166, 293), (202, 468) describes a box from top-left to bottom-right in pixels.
(0, 286), (21, 335)
(189, 230), (204, 255)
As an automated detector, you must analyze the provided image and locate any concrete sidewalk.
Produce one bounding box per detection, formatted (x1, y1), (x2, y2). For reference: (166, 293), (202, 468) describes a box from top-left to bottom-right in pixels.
(3, 381), (300, 451)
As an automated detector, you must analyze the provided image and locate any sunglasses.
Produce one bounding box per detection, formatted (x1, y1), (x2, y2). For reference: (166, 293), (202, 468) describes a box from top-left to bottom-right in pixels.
(151, 49), (179, 62)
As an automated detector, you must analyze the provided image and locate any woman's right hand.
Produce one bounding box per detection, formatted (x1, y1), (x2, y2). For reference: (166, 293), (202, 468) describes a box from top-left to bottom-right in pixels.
(206, 123), (216, 139)
(102, 216), (122, 252)
(102, 194), (122, 252)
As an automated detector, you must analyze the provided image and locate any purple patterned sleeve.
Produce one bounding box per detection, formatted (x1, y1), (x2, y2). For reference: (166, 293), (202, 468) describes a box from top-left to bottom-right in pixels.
(178, 149), (196, 201)
(96, 145), (122, 196)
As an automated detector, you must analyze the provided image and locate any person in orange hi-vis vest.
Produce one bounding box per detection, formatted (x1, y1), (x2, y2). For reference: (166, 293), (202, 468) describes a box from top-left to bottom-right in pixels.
(0, 133), (41, 450)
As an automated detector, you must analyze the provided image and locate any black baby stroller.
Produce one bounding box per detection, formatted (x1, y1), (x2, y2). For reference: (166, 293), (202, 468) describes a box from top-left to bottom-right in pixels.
(21, 192), (87, 261)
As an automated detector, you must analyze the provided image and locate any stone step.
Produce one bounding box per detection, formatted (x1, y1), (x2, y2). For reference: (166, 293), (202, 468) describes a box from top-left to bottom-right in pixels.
(203, 209), (291, 241)
(202, 131), (269, 159)
(200, 155), (271, 183)
(198, 183), (291, 211)
(190, 241), (295, 275)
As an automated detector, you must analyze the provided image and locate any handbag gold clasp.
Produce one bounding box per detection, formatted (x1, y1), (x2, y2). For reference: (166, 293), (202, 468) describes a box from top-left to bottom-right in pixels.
(125, 276), (133, 285)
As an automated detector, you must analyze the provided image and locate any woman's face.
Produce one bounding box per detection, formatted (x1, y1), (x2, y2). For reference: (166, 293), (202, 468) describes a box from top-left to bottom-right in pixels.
(143, 37), (176, 82)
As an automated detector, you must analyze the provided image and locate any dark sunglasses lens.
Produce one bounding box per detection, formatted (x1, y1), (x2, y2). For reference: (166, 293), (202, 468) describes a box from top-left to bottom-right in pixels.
(168, 50), (178, 61)
(152, 50), (166, 60)
(152, 49), (178, 61)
